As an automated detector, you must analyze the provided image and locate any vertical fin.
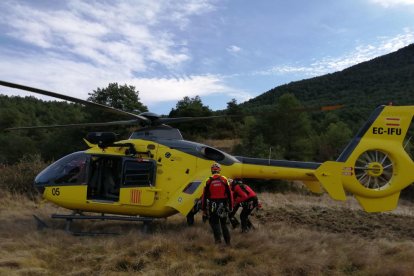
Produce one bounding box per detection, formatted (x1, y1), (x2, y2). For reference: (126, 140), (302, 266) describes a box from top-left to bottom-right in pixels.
(314, 161), (346, 201)
(355, 193), (400, 212)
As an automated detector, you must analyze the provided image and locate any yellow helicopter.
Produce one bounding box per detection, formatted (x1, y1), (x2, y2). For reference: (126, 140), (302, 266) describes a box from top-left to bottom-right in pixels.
(1, 80), (414, 231)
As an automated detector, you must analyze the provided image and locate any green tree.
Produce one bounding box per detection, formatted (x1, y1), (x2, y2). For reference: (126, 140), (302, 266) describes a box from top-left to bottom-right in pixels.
(169, 96), (212, 117)
(0, 95), (88, 163)
(0, 134), (37, 164)
(208, 98), (246, 140)
(169, 96), (213, 139)
(87, 83), (148, 138)
(254, 93), (315, 160)
(88, 83), (148, 113)
(317, 121), (352, 161)
(234, 94), (312, 160)
(0, 107), (22, 129)
(226, 98), (243, 116)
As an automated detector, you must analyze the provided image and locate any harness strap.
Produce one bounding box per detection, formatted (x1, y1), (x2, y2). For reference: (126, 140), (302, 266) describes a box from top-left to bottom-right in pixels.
(240, 184), (250, 195)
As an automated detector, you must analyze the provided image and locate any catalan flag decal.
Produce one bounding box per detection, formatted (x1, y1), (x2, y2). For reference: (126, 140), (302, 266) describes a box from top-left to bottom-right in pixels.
(130, 189), (141, 204)
(385, 117), (400, 127)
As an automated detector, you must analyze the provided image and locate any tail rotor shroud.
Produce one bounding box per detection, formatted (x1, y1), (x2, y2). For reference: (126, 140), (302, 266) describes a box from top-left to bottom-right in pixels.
(354, 150), (393, 190)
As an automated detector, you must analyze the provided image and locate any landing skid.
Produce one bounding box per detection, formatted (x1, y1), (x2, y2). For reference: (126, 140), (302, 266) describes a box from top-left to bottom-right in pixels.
(33, 214), (49, 230)
(33, 212), (155, 235)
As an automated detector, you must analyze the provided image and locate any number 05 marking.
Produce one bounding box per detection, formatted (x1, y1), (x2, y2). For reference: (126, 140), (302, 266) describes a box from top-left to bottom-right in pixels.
(51, 187), (60, 196)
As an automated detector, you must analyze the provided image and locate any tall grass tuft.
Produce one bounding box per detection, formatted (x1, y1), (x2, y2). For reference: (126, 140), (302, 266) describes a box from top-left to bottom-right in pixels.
(0, 154), (48, 199)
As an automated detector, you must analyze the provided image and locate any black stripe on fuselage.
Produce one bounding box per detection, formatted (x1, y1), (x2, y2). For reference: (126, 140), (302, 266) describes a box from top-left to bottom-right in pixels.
(140, 139), (321, 169)
(336, 105), (385, 162)
(150, 139), (240, 165)
(235, 156), (321, 170)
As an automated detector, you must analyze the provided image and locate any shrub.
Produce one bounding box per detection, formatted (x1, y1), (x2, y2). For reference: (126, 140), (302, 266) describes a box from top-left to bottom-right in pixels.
(0, 155), (48, 199)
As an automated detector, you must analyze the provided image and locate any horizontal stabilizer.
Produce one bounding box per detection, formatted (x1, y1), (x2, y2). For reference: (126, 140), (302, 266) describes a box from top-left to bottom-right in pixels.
(314, 161), (346, 201)
(355, 193), (400, 212)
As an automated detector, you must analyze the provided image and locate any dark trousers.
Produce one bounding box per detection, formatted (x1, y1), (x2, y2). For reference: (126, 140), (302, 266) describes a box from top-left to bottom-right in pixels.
(239, 197), (258, 232)
(229, 204), (240, 228)
(209, 212), (231, 245)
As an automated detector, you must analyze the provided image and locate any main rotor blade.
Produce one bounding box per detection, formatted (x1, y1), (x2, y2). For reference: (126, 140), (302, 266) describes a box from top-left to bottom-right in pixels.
(158, 115), (226, 124)
(0, 80), (150, 123)
(5, 119), (140, 131)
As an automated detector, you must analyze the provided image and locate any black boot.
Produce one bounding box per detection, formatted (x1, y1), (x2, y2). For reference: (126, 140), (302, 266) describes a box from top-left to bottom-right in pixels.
(229, 217), (240, 229)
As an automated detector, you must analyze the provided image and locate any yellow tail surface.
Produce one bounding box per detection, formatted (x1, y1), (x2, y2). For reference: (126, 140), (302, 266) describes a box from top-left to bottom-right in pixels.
(314, 105), (414, 212)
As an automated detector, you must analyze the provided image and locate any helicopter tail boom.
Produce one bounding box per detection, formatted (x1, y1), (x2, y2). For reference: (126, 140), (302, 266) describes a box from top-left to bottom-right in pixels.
(233, 158), (347, 201)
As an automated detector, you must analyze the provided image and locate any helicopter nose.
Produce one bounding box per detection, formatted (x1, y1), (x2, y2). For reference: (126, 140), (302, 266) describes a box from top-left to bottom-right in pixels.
(34, 171), (47, 194)
(33, 151), (88, 195)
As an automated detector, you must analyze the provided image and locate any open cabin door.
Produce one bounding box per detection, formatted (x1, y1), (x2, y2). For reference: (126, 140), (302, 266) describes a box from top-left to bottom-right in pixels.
(87, 156), (122, 201)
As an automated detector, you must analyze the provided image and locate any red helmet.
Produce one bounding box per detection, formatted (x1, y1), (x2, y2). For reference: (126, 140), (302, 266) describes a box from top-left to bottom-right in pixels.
(211, 163), (221, 173)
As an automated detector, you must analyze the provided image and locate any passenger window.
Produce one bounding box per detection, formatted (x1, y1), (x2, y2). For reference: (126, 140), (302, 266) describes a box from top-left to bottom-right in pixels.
(183, 181), (202, 194)
(123, 160), (156, 187)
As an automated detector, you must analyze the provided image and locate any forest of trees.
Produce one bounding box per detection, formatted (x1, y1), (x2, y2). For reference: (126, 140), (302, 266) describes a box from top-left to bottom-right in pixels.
(0, 89), (353, 164)
(242, 43), (414, 130)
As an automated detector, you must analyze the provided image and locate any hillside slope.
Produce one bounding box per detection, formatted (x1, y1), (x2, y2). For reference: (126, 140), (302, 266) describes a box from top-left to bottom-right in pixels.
(242, 44), (414, 113)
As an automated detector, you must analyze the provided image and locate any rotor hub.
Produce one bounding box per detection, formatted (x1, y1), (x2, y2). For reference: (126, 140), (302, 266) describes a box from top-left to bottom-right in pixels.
(366, 162), (383, 177)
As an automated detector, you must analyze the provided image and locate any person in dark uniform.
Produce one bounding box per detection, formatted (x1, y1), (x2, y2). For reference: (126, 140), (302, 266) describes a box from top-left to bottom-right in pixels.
(229, 178), (258, 232)
(202, 163), (233, 245)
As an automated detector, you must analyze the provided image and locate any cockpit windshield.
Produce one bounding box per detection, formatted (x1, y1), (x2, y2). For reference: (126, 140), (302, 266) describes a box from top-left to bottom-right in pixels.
(35, 151), (88, 186)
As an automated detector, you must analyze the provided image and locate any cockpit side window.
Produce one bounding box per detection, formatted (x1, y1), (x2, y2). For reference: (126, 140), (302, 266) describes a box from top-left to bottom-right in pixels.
(35, 152), (88, 186)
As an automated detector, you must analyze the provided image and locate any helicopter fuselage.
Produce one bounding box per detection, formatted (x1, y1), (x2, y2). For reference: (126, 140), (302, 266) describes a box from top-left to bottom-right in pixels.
(35, 131), (321, 218)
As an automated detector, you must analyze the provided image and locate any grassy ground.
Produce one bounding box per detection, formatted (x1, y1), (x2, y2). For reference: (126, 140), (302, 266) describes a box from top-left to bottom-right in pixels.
(1, 192), (414, 275)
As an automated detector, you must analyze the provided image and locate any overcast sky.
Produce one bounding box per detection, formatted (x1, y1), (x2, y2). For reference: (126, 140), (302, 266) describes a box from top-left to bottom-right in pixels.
(0, 0), (413, 114)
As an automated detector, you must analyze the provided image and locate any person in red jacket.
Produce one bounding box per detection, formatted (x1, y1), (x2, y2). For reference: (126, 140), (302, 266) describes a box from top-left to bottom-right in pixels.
(202, 163), (233, 245)
(229, 178), (258, 232)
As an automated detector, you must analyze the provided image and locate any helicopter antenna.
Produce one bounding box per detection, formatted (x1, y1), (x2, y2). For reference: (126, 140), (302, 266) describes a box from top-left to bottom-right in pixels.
(268, 147), (272, 165)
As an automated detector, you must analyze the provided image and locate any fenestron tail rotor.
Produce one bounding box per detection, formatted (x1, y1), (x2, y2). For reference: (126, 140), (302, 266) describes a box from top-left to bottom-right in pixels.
(354, 150), (393, 190)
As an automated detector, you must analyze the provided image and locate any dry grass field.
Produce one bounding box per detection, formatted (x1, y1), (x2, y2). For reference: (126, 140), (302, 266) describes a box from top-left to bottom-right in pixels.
(1, 191), (414, 275)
